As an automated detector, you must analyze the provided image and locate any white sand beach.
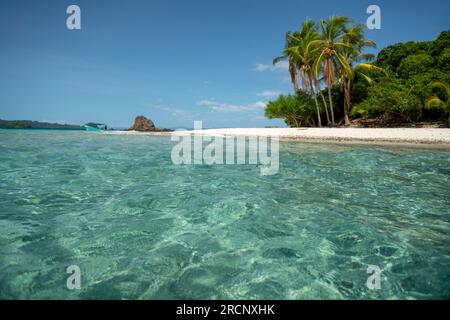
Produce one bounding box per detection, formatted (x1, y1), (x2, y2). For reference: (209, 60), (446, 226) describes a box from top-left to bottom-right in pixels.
(105, 128), (450, 145)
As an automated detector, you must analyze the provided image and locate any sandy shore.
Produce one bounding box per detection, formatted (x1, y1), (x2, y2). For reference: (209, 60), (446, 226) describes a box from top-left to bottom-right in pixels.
(103, 127), (450, 145)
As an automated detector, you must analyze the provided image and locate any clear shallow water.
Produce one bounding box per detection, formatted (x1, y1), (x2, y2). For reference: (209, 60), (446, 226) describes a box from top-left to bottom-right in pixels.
(0, 130), (449, 300)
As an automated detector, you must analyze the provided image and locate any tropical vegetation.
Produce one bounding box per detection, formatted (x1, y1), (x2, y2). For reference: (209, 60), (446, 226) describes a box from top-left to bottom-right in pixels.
(266, 16), (450, 127)
(426, 81), (450, 124)
(0, 119), (83, 130)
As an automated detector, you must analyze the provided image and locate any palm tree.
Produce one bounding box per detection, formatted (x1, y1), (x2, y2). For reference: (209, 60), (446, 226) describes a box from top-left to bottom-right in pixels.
(274, 20), (325, 126)
(273, 32), (301, 92)
(426, 81), (450, 124)
(338, 24), (385, 125)
(312, 16), (353, 126)
(287, 19), (323, 126)
(314, 69), (331, 125)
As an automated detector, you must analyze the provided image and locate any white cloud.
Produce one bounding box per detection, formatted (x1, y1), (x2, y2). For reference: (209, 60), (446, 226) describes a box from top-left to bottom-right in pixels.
(197, 100), (217, 107)
(197, 99), (267, 113)
(150, 104), (192, 118)
(256, 90), (282, 98)
(253, 61), (289, 72)
(254, 116), (267, 120)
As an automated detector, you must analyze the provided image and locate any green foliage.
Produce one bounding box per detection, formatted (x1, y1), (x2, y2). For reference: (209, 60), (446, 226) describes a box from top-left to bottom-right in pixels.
(265, 93), (319, 127)
(375, 41), (432, 74)
(0, 119), (83, 130)
(351, 74), (371, 103)
(397, 54), (434, 78)
(272, 18), (449, 125)
(408, 69), (449, 103)
(437, 47), (450, 71)
(431, 30), (450, 58)
(351, 79), (423, 122)
(353, 30), (450, 124)
(426, 81), (450, 124)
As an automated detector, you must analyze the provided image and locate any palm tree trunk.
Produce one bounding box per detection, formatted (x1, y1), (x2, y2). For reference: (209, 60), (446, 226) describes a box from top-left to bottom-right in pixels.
(313, 96), (322, 127)
(290, 116), (299, 127)
(327, 86), (335, 126)
(314, 76), (331, 125)
(447, 105), (450, 126)
(309, 74), (322, 127)
(290, 62), (299, 92)
(319, 91), (331, 125)
(343, 78), (351, 126)
(325, 58), (336, 126)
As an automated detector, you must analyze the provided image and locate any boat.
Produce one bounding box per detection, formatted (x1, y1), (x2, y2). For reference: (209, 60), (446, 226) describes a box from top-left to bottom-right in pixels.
(84, 123), (108, 132)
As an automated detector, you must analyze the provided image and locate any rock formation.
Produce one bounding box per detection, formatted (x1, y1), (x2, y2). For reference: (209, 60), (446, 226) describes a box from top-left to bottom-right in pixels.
(129, 116), (156, 132)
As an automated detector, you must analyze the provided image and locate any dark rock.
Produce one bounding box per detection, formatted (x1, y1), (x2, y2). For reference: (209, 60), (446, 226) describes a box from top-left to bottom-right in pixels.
(129, 116), (156, 132)
(158, 128), (174, 132)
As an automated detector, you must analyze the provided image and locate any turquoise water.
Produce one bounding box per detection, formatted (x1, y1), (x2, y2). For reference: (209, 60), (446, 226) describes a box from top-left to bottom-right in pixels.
(0, 130), (449, 299)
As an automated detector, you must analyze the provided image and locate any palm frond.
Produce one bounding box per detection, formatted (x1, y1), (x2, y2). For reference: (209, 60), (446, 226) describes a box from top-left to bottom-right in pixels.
(425, 96), (445, 109)
(432, 81), (450, 97)
(272, 55), (286, 65)
(313, 50), (326, 78)
(358, 72), (373, 84)
(335, 52), (352, 75)
(357, 63), (388, 76)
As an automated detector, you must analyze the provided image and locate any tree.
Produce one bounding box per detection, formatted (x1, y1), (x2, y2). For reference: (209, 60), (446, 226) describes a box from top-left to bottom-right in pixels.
(313, 16), (353, 126)
(397, 54), (435, 79)
(426, 81), (450, 124)
(315, 71), (331, 125)
(265, 93), (317, 127)
(376, 41), (432, 74)
(351, 79), (423, 122)
(338, 24), (386, 125)
(287, 19), (324, 127)
(273, 32), (301, 92)
(271, 18), (449, 126)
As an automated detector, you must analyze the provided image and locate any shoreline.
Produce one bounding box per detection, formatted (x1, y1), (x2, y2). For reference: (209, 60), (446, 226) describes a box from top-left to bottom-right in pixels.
(102, 128), (450, 147)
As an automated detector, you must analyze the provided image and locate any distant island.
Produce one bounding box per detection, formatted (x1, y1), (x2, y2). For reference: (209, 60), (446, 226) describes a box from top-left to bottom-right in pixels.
(0, 116), (174, 132)
(0, 119), (83, 130)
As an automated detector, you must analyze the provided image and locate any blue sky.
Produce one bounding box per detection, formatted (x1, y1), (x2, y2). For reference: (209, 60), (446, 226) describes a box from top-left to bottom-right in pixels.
(0, 0), (449, 128)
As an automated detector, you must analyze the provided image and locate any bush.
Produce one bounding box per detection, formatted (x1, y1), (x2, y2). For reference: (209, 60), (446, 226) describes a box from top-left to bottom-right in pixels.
(437, 47), (450, 71)
(265, 92), (318, 127)
(397, 54), (435, 79)
(376, 41), (432, 74)
(351, 80), (423, 122)
(353, 29), (450, 124)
